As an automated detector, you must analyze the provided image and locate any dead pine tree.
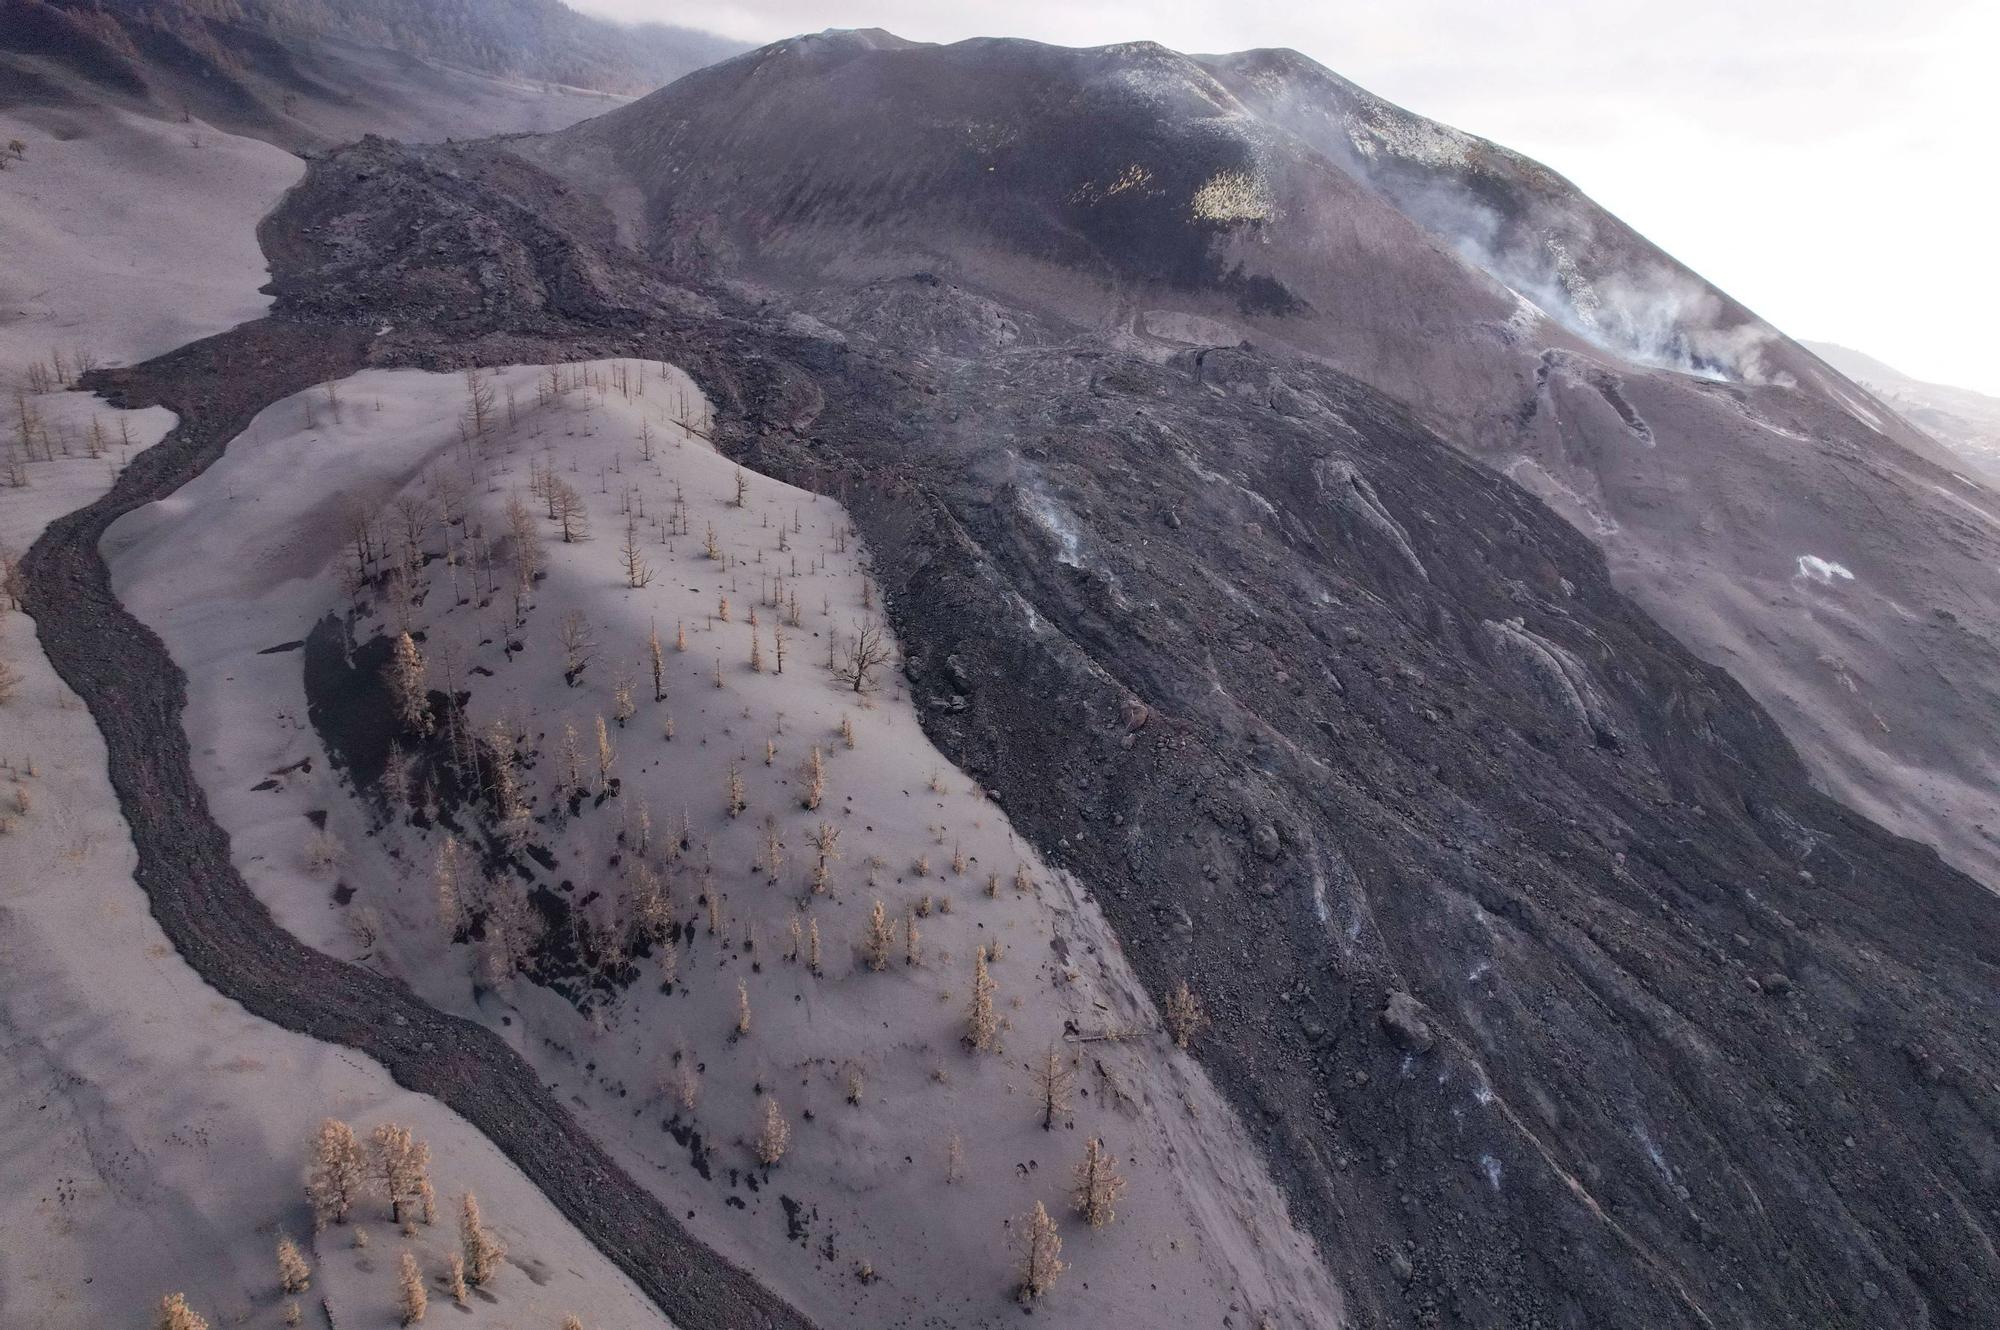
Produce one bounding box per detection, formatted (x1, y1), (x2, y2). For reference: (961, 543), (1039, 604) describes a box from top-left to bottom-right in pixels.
(595, 715), (616, 793)
(156, 1293), (210, 1330)
(552, 480), (590, 542)
(433, 837), (467, 933)
(459, 1193), (505, 1286)
(1032, 1044), (1074, 1130)
(307, 1118), (367, 1229)
(559, 609), (597, 684)
(754, 1095), (791, 1165)
(648, 620), (666, 700)
(1165, 978), (1210, 1049)
(667, 1054), (700, 1114)
(396, 1251), (427, 1325)
(807, 820), (841, 898)
(801, 745), (825, 810)
(461, 368), (496, 449)
(370, 1122), (433, 1226)
(833, 616), (894, 693)
(557, 720), (586, 800)
(761, 816), (784, 877)
(1072, 1136), (1127, 1228)
(865, 901), (893, 972)
(966, 946), (998, 1051)
(276, 1236), (312, 1294)
(621, 514), (653, 587)
(385, 632), (431, 735)
(485, 721), (527, 832)
(1015, 1201), (1066, 1303)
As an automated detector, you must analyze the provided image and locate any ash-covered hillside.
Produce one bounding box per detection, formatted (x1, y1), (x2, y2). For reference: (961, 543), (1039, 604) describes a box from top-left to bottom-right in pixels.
(1806, 340), (2000, 475)
(8, 16), (2000, 1330)
(526, 29), (2000, 901)
(246, 105), (2000, 1325)
(0, 0), (747, 147)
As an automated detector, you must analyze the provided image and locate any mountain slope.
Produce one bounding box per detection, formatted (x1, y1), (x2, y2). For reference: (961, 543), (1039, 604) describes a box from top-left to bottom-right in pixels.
(8, 18), (1998, 1330)
(529, 32), (2000, 899)
(0, 0), (747, 147)
(1805, 340), (2000, 474)
(241, 120), (2000, 1328)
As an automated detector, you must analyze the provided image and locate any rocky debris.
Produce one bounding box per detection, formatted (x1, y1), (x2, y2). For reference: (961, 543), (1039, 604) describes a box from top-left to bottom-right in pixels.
(1379, 992), (1436, 1053)
(942, 652), (974, 694)
(1315, 458), (1428, 582)
(1481, 617), (1619, 748)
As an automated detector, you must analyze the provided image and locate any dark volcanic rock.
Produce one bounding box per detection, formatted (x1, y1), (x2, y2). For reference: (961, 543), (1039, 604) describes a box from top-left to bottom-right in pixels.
(1379, 992), (1435, 1053)
(529, 30), (2000, 908)
(103, 122), (2000, 1330)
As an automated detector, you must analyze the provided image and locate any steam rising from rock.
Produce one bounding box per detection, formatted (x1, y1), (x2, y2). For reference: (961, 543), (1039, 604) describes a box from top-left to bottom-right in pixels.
(1422, 185), (1785, 383)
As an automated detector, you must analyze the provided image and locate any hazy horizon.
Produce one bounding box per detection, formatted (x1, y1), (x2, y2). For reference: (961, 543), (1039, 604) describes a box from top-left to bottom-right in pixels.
(579, 0), (2000, 397)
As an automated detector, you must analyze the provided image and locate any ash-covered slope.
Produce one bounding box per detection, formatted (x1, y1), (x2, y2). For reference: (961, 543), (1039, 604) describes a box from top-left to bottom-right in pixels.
(259, 128), (2000, 1329)
(1805, 340), (2000, 475)
(530, 30), (2000, 896)
(0, 0), (748, 148)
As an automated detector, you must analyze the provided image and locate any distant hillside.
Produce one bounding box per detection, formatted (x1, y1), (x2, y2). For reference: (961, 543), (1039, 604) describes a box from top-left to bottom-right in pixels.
(244, 0), (741, 92)
(1805, 340), (2000, 474)
(0, 0), (745, 147)
(10, 0), (740, 94)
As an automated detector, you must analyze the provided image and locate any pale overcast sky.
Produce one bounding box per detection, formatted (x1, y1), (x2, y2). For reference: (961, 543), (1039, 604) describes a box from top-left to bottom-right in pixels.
(581, 1), (2000, 394)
